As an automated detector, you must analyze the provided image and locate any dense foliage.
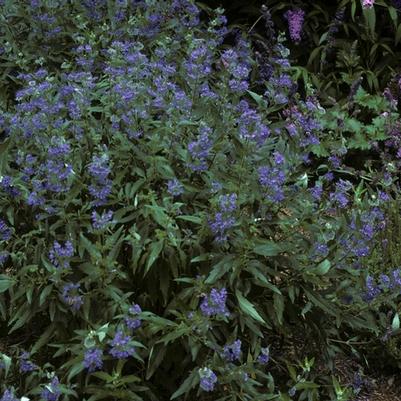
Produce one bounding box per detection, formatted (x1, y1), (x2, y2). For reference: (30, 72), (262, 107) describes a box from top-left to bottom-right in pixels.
(209, 0), (401, 101)
(0, 1), (401, 401)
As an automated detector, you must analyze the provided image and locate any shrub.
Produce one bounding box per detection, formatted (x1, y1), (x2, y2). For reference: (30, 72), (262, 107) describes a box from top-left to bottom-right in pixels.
(0, 1), (398, 401)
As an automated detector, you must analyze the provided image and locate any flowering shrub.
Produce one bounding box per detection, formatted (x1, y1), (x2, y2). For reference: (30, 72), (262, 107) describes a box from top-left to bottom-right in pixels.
(0, 1), (399, 401)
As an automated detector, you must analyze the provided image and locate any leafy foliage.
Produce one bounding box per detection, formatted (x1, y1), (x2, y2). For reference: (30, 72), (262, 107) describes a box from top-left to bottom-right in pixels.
(0, 1), (400, 401)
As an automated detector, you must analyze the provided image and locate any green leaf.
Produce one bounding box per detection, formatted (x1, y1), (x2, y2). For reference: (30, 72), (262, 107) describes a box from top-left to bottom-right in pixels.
(236, 290), (266, 324)
(246, 265), (282, 295)
(205, 255), (235, 284)
(246, 90), (267, 107)
(157, 324), (190, 345)
(253, 241), (281, 257)
(67, 361), (85, 382)
(40, 284), (54, 306)
(389, 6), (398, 28)
(0, 353), (11, 378)
(392, 313), (400, 331)
(273, 293), (284, 325)
(176, 215), (202, 224)
(314, 259), (331, 275)
(145, 240), (164, 275)
(31, 324), (55, 354)
(145, 205), (170, 228)
(0, 275), (14, 293)
(146, 344), (167, 380)
(170, 370), (199, 400)
(79, 233), (102, 259)
(363, 7), (376, 37)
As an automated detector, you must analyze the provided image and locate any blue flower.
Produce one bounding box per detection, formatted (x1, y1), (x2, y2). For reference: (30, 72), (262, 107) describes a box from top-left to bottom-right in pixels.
(19, 351), (38, 373)
(108, 331), (135, 359)
(60, 283), (83, 311)
(257, 347), (270, 365)
(83, 347), (103, 372)
(91, 210), (114, 230)
(49, 240), (74, 269)
(199, 367), (217, 392)
(124, 303), (142, 330)
(188, 126), (213, 172)
(209, 194), (238, 242)
(41, 376), (61, 401)
(222, 339), (241, 362)
(200, 288), (229, 318)
(0, 389), (18, 401)
(167, 179), (184, 197)
(0, 220), (11, 241)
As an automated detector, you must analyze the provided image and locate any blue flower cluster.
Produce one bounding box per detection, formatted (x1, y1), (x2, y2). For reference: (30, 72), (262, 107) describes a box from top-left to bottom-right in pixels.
(108, 331), (135, 359)
(60, 283), (83, 311)
(209, 194), (238, 242)
(91, 210), (114, 230)
(48, 240), (74, 269)
(124, 303), (142, 331)
(257, 347), (270, 365)
(199, 367), (218, 392)
(222, 339), (242, 362)
(200, 288), (230, 318)
(41, 376), (61, 401)
(83, 347), (103, 372)
(19, 351), (37, 373)
(0, 219), (11, 241)
(0, 389), (18, 401)
(49, 241), (74, 269)
(88, 152), (112, 207)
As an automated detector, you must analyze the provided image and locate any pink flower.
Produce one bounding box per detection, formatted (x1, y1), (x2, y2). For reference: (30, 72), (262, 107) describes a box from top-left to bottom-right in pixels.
(362, 0), (375, 8)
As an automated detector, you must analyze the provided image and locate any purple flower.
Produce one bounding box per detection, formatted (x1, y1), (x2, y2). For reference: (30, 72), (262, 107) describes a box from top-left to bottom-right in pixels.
(41, 376), (61, 401)
(0, 220), (11, 241)
(83, 347), (103, 372)
(49, 240), (74, 269)
(209, 194), (238, 242)
(257, 347), (270, 364)
(0, 251), (9, 265)
(200, 288), (230, 317)
(88, 152), (112, 206)
(0, 390), (18, 401)
(310, 182), (323, 201)
(167, 179), (184, 197)
(92, 210), (114, 230)
(380, 274), (391, 289)
(19, 351), (37, 373)
(222, 339), (241, 362)
(258, 166), (286, 203)
(124, 303), (142, 330)
(236, 100), (270, 144)
(61, 283), (83, 311)
(47, 137), (71, 158)
(329, 179), (352, 208)
(391, 269), (401, 288)
(88, 154), (111, 184)
(312, 243), (329, 259)
(108, 331), (135, 359)
(199, 367), (217, 392)
(284, 9), (305, 43)
(363, 275), (381, 302)
(188, 126), (213, 172)
(184, 43), (212, 80)
(0, 176), (20, 197)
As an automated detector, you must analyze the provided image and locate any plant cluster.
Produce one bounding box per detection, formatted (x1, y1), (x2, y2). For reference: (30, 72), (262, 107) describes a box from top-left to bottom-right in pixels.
(0, 1), (401, 401)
